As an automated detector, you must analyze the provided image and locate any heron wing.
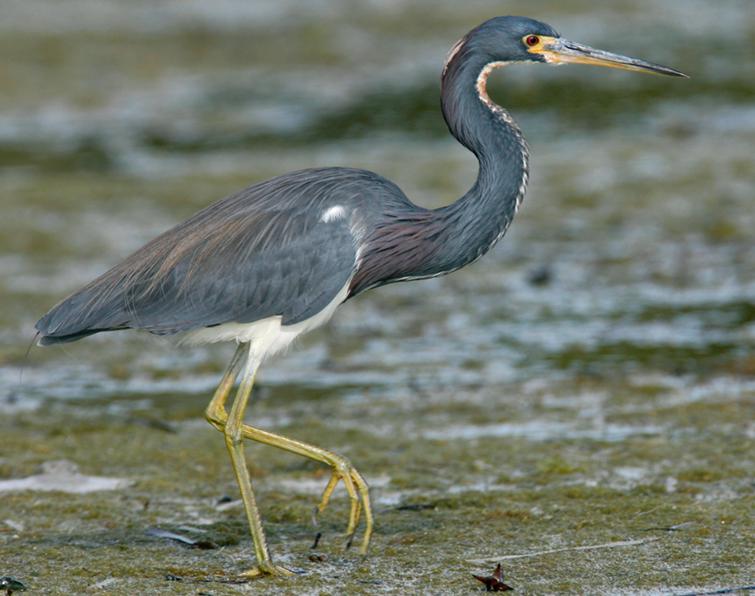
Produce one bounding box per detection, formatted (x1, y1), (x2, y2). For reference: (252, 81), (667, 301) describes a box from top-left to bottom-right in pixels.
(36, 169), (361, 344)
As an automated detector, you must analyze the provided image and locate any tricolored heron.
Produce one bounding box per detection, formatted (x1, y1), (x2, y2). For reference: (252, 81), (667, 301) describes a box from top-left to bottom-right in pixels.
(35, 16), (685, 578)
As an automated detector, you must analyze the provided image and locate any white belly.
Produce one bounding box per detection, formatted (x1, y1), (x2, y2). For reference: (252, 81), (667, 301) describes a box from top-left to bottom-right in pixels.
(179, 281), (350, 362)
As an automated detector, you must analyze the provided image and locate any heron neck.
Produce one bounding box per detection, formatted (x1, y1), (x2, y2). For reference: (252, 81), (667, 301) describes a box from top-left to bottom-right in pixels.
(432, 54), (529, 273)
(348, 54), (529, 297)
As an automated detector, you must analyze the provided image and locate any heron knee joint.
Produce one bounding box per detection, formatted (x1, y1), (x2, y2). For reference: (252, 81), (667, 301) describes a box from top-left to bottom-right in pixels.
(223, 423), (243, 445)
(204, 407), (227, 431)
(332, 455), (353, 473)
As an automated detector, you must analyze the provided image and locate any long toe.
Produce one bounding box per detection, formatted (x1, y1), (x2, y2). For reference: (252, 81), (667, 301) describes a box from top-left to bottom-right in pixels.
(315, 458), (373, 554)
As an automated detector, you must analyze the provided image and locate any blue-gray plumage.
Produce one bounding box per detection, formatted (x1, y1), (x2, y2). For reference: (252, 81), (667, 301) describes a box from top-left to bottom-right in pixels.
(34, 16), (686, 578)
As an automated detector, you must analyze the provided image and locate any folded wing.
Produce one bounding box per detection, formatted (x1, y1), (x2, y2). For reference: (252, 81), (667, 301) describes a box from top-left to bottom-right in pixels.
(36, 169), (360, 345)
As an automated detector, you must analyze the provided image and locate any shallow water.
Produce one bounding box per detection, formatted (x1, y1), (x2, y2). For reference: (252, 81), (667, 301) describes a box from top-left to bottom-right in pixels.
(1, 1), (754, 593)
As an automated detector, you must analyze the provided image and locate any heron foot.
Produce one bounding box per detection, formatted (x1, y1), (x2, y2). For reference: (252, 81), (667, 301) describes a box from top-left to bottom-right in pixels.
(315, 456), (373, 554)
(240, 562), (295, 578)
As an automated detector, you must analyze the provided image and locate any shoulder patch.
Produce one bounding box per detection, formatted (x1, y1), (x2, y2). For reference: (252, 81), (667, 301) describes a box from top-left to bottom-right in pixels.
(321, 205), (346, 223)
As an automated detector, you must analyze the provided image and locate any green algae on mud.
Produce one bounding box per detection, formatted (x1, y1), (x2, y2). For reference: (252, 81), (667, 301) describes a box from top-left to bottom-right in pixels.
(1, 372), (753, 594)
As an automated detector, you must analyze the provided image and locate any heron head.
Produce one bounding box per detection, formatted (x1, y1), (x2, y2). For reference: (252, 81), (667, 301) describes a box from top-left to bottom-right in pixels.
(469, 16), (687, 78)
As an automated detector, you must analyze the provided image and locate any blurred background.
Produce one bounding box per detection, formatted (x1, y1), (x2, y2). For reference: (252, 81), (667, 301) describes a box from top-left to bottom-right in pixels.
(1, 0), (753, 592)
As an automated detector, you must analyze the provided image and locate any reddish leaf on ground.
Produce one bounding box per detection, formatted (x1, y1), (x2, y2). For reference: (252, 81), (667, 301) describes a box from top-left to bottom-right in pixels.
(472, 563), (513, 592)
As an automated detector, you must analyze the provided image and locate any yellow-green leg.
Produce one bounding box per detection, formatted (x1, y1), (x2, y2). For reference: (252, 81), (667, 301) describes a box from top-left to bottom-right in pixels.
(235, 422), (373, 554)
(205, 342), (246, 434)
(204, 343), (373, 570)
(207, 344), (292, 577)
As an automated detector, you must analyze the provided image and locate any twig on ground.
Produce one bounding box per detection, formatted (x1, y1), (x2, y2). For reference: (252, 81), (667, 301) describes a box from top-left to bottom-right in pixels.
(467, 537), (660, 564)
(675, 586), (755, 596)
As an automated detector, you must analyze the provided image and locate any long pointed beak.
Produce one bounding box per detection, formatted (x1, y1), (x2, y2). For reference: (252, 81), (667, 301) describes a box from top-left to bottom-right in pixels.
(533, 37), (688, 78)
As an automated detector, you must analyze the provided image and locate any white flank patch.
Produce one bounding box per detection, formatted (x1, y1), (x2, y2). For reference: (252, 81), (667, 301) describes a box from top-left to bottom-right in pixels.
(180, 280), (351, 362)
(320, 205), (346, 223)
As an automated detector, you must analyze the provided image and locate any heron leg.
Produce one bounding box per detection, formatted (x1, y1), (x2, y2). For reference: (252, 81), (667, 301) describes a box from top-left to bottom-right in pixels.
(235, 424), (373, 554)
(207, 344), (293, 578)
(204, 343), (247, 433)
(204, 349), (372, 554)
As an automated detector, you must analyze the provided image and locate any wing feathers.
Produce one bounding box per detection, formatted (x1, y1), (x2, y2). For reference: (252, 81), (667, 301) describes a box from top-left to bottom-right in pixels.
(36, 168), (366, 343)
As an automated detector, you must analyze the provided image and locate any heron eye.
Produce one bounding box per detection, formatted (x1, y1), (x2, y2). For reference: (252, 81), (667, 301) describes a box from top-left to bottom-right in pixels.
(525, 35), (540, 47)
